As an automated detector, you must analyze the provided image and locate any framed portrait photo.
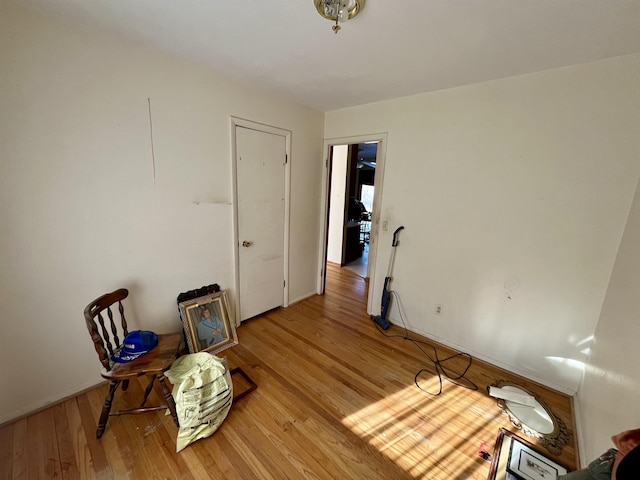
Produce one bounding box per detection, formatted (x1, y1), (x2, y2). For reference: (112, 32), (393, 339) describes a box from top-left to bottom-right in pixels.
(508, 436), (567, 480)
(178, 290), (238, 355)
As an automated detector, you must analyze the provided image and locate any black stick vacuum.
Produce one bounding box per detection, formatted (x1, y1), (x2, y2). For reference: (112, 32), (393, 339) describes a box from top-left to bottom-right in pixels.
(373, 226), (404, 330)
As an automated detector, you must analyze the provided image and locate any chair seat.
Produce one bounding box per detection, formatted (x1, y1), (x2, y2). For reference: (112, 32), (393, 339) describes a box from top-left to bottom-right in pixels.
(102, 332), (181, 380)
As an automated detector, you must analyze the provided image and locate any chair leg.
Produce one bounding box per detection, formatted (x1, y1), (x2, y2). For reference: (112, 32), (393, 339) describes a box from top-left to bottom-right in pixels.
(140, 376), (156, 408)
(97, 380), (120, 439)
(121, 379), (130, 392)
(157, 374), (179, 427)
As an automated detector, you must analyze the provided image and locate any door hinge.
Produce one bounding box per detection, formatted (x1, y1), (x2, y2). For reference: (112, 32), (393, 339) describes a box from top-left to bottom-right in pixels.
(285, 154), (288, 164)
(283, 280), (286, 288)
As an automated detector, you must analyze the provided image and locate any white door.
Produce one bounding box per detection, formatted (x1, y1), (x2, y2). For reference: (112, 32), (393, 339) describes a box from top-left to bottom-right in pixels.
(236, 125), (287, 321)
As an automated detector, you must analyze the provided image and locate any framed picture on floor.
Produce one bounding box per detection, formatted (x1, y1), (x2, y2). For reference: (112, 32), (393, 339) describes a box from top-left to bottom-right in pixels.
(178, 290), (238, 355)
(508, 436), (567, 480)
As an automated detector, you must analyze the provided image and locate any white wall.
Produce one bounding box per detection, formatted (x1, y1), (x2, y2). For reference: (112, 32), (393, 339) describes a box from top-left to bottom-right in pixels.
(0, 1), (324, 424)
(327, 145), (348, 263)
(576, 173), (640, 463)
(325, 54), (640, 394)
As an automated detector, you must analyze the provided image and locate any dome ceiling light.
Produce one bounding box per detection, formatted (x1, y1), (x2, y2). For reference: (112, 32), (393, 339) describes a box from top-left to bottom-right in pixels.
(314, 0), (366, 34)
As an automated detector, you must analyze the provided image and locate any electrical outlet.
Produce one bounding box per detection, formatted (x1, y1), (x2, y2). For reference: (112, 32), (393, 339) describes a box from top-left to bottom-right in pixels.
(382, 220), (389, 232)
(435, 304), (442, 315)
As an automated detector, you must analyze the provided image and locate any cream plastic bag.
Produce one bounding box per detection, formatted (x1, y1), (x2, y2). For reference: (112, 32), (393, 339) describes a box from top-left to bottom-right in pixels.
(165, 352), (233, 452)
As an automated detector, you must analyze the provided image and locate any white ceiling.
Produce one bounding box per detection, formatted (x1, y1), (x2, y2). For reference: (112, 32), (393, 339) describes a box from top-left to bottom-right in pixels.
(16, 0), (640, 111)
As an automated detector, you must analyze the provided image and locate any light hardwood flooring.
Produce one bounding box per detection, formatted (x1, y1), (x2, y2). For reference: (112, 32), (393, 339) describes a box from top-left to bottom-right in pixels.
(343, 242), (369, 278)
(0, 264), (578, 479)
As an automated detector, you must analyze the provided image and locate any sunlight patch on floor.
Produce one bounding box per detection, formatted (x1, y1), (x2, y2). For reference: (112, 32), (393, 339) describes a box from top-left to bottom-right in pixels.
(341, 378), (494, 479)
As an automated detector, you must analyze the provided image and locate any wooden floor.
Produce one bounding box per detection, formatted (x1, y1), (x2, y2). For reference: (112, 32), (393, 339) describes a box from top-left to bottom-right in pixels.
(0, 264), (578, 479)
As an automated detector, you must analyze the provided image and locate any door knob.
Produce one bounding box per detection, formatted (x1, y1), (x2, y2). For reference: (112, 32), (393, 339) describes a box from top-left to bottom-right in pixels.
(242, 240), (253, 247)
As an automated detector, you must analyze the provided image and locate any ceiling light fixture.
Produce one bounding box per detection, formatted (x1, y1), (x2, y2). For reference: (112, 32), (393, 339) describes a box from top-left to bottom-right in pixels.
(314, 0), (365, 34)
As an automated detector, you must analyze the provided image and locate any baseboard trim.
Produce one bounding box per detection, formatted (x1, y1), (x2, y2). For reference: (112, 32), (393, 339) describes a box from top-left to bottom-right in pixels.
(571, 394), (586, 467)
(288, 290), (317, 306)
(0, 379), (107, 429)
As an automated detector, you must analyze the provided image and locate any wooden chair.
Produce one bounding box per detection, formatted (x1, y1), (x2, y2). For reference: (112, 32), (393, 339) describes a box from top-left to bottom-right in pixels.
(84, 288), (180, 438)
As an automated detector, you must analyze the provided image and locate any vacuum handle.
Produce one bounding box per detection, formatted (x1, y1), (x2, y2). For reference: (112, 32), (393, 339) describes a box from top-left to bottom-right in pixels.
(392, 226), (405, 247)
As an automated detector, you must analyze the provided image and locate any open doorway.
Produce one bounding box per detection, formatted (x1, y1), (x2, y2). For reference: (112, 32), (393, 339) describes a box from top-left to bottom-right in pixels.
(326, 143), (377, 278)
(318, 133), (387, 315)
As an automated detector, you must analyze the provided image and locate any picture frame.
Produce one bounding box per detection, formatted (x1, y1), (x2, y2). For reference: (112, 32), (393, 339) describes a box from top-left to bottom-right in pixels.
(178, 290), (238, 355)
(508, 436), (567, 480)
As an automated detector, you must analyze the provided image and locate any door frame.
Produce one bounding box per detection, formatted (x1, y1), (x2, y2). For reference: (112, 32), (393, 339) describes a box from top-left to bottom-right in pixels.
(317, 132), (388, 314)
(230, 117), (291, 325)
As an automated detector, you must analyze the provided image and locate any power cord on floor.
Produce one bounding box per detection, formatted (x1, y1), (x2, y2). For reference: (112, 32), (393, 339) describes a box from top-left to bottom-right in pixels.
(372, 290), (478, 396)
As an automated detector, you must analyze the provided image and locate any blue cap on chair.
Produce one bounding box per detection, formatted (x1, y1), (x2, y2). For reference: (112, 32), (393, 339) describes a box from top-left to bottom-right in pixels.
(111, 330), (158, 363)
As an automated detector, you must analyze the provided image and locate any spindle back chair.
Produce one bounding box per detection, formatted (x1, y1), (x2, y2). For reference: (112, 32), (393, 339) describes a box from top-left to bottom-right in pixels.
(84, 288), (180, 438)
